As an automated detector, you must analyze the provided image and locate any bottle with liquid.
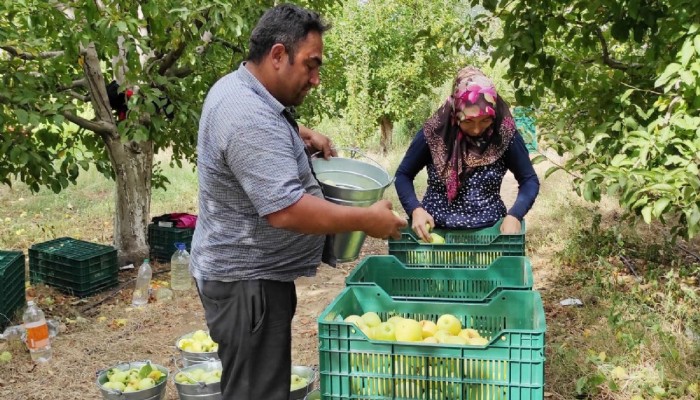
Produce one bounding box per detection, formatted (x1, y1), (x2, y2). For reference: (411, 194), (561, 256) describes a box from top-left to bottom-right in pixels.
(132, 258), (152, 306)
(170, 243), (192, 291)
(22, 301), (52, 363)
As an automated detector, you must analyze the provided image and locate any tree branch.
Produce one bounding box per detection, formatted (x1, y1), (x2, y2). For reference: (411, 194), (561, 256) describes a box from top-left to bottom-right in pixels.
(68, 90), (91, 102)
(58, 79), (87, 91)
(158, 41), (187, 76)
(165, 66), (194, 78)
(593, 26), (643, 71)
(0, 46), (64, 60)
(212, 37), (243, 53)
(61, 111), (113, 134)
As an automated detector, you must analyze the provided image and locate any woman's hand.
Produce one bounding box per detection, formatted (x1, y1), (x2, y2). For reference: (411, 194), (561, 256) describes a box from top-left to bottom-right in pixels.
(500, 215), (521, 234)
(411, 207), (435, 242)
(299, 125), (337, 160)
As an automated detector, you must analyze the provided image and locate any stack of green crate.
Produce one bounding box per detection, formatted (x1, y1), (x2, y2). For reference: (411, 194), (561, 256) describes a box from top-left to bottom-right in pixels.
(0, 251), (26, 329)
(346, 255), (534, 302)
(317, 287), (546, 399)
(147, 224), (194, 263)
(29, 237), (118, 298)
(388, 219), (526, 268)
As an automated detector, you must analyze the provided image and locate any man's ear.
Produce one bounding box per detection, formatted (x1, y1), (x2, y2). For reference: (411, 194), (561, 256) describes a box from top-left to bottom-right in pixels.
(269, 44), (287, 69)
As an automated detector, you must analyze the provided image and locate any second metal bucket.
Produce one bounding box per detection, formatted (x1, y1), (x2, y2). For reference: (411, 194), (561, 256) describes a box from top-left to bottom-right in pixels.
(312, 151), (393, 262)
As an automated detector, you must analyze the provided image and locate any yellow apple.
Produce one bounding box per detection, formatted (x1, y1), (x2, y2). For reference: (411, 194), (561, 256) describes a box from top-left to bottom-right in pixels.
(290, 373), (308, 391)
(443, 335), (468, 345)
(395, 319), (423, 342)
(373, 322), (396, 341)
(419, 320), (438, 338)
(433, 330), (452, 343)
(436, 314), (462, 335)
(466, 337), (489, 346)
(430, 233), (445, 244)
(136, 378), (156, 390)
(102, 381), (126, 391)
(386, 315), (404, 326)
(344, 315), (364, 327)
(459, 328), (480, 340)
(192, 330), (209, 342)
(361, 311), (382, 328)
(423, 336), (438, 343)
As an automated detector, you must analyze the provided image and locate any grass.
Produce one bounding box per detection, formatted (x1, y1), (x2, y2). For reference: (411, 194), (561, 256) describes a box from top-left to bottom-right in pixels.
(0, 145), (698, 399)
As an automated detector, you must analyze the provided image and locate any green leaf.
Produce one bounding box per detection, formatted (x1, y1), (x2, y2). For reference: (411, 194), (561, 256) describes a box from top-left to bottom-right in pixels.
(138, 363), (153, 379)
(482, 0), (498, 12)
(694, 35), (700, 55)
(655, 63), (682, 87)
(545, 165), (561, 179)
(530, 154), (546, 164)
(610, 21), (629, 41)
(116, 21), (128, 32)
(641, 205), (652, 224)
(653, 198), (671, 217)
(15, 109), (29, 125)
(680, 39), (696, 67)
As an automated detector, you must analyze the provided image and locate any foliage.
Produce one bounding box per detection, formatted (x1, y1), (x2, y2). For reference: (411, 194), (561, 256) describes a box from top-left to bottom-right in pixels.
(479, 0), (700, 238)
(300, 0), (466, 147)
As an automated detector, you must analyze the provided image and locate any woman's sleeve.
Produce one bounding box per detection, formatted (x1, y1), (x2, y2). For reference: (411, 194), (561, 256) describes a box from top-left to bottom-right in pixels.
(395, 129), (432, 215)
(503, 132), (540, 220)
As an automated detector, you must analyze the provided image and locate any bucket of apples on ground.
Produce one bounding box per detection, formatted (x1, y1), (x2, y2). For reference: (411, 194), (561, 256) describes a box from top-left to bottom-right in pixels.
(175, 330), (220, 367)
(290, 365), (316, 400)
(96, 360), (169, 399)
(173, 359), (223, 400)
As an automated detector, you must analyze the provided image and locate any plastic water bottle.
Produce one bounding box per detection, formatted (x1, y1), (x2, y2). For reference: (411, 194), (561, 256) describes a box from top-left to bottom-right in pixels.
(22, 301), (52, 363)
(170, 243), (192, 291)
(132, 258), (152, 306)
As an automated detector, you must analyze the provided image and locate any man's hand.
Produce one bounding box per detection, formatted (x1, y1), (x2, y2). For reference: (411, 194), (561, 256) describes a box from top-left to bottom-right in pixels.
(500, 214), (521, 234)
(364, 200), (408, 240)
(411, 207), (435, 242)
(299, 125), (337, 160)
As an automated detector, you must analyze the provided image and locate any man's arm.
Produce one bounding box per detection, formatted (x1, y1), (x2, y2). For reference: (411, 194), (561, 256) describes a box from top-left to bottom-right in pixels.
(299, 124), (337, 159)
(266, 195), (406, 239)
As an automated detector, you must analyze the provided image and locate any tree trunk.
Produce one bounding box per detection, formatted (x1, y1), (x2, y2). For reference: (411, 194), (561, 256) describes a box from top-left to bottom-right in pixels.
(379, 116), (393, 155)
(104, 137), (153, 265)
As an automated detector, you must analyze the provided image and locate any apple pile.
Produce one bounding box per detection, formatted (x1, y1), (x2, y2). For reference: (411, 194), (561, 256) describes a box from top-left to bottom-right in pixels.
(174, 367), (222, 385)
(344, 312), (489, 346)
(101, 363), (166, 393)
(177, 330), (219, 353)
(290, 373), (309, 391)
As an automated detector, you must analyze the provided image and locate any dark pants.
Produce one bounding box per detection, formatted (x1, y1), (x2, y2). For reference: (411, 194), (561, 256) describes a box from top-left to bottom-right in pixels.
(195, 279), (297, 400)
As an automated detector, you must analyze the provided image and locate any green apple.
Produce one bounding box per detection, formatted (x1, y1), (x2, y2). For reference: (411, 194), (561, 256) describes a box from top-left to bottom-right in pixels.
(436, 314), (462, 335)
(373, 322), (396, 341)
(0, 351), (11, 363)
(395, 318), (423, 342)
(192, 330), (209, 342)
(123, 385), (138, 393)
(136, 378), (156, 390)
(102, 381), (126, 391)
(419, 320), (438, 338)
(361, 311), (382, 328)
(202, 373), (220, 384)
(108, 369), (129, 383)
(175, 372), (194, 384)
(386, 315), (404, 326)
(290, 374), (308, 391)
(429, 232), (445, 244)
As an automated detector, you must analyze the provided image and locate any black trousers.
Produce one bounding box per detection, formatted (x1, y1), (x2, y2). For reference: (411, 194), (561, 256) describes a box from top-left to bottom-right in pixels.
(195, 279), (297, 400)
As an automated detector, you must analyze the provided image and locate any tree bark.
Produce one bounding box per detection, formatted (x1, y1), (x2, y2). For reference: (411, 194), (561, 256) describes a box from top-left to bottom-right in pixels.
(379, 116), (393, 155)
(104, 137), (153, 265)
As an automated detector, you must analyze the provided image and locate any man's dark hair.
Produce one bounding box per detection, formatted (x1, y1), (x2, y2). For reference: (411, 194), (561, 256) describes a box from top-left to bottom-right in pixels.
(247, 4), (331, 64)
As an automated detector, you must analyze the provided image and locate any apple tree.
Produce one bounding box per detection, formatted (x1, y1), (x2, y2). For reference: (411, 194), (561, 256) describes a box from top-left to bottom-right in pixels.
(475, 0), (700, 237)
(0, 0), (333, 261)
(302, 0), (468, 154)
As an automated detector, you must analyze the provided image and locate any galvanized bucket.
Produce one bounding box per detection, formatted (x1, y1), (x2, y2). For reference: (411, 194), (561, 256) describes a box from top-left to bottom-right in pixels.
(175, 331), (219, 367)
(96, 361), (169, 400)
(173, 359), (222, 400)
(312, 149), (393, 262)
(289, 366), (316, 400)
(303, 389), (321, 400)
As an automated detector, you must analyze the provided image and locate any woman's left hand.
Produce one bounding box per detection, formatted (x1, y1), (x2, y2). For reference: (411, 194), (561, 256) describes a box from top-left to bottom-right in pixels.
(299, 125), (337, 160)
(500, 215), (521, 234)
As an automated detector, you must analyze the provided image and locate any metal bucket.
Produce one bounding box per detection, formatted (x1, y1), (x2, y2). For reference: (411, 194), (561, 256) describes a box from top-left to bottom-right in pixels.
(173, 359), (222, 400)
(312, 149), (393, 262)
(289, 365), (316, 400)
(175, 331), (219, 367)
(96, 361), (169, 400)
(303, 389), (321, 400)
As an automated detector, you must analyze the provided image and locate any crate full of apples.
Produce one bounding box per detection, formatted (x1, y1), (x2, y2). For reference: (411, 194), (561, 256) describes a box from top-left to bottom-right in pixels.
(317, 286), (546, 399)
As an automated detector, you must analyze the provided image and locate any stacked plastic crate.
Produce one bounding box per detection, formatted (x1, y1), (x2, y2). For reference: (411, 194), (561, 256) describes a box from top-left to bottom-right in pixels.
(317, 219), (546, 399)
(29, 237), (118, 298)
(147, 224), (194, 263)
(0, 251), (26, 329)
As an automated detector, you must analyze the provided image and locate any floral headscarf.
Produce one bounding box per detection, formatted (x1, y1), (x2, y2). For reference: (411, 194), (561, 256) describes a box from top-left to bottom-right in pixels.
(423, 67), (517, 202)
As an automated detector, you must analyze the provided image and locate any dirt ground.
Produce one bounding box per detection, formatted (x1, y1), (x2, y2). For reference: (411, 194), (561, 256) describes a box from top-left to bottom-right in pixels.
(0, 168), (540, 400)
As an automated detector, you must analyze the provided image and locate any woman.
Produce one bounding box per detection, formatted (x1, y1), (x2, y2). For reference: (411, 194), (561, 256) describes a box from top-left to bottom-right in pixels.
(395, 67), (539, 242)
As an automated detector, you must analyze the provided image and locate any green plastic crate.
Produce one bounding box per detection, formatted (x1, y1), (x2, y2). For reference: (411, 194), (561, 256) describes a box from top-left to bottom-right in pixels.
(346, 255), (534, 302)
(318, 287), (546, 400)
(28, 238), (118, 297)
(0, 251), (26, 329)
(388, 220), (526, 268)
(147, 224), (193, 263)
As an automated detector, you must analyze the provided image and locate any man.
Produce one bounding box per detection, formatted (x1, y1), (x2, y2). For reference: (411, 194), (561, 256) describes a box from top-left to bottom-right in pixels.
(191, 4), (406, 399)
